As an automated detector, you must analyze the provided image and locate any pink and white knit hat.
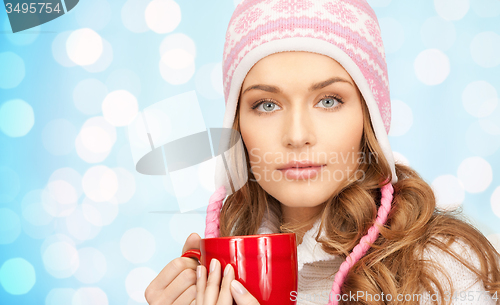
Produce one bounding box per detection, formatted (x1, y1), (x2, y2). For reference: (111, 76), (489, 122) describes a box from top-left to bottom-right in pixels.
(205, 0), (397, 302)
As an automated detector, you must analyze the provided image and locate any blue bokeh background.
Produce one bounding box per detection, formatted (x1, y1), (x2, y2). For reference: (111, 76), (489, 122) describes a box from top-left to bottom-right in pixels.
(1, 0), (499, 304)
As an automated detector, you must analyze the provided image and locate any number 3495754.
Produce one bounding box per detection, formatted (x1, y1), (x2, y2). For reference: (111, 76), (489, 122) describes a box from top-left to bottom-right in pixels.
(5, 2), (62, 14)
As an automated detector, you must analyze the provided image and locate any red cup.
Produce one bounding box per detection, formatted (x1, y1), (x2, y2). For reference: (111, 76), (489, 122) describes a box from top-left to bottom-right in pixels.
(182, 232), (298, 304)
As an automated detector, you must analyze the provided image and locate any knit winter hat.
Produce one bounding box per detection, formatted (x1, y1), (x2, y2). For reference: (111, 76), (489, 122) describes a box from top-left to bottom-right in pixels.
(205, 0), (397, 302)
(213, 0), (397, 198)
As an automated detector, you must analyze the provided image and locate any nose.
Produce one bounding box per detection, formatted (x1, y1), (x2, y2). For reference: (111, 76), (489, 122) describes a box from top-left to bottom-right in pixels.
(281, 105), (316, 149)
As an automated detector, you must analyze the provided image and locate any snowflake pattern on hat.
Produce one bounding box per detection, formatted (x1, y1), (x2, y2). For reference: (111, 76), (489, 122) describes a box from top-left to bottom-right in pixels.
(323, 2), (359, 23)
(272, 0), (314, 13)
(223, 0), (391, 134)
(234, 7), (264, 34)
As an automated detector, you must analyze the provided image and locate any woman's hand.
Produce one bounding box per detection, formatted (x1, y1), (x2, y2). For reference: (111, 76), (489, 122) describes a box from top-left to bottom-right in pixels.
(145, 233), (201, 305)
(196, 258), (260, 305)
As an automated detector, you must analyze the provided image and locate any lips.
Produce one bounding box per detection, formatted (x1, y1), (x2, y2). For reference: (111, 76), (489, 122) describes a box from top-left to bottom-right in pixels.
(278, 160), (325, 170)
(278, 165), (324, 180)
(277, 160), (326, 179)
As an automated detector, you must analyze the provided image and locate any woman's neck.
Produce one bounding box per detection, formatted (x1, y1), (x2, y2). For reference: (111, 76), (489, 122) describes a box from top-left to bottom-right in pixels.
(281, 204), (324, 244)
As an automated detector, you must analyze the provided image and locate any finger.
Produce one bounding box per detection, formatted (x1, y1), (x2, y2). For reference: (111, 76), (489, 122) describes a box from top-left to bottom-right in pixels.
(160, 268), (197, 304)
(231, 280), (260, 305)
(146, 257), (199, 294)
(196, 265), (207, 305)
(216, 264), (235, 305)
(204, 259), (222, 304)
(182, 233), (201, 254)
(172, 284), (196, 305)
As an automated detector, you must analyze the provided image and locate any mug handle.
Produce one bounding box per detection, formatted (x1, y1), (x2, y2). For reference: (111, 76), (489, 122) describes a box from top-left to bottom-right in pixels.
(182, 249), (202, 264)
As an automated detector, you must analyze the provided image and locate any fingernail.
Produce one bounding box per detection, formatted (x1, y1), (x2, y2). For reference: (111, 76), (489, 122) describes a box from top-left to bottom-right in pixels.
(231, 280), (247, 295)
(224, 264), (232, 276)
(196, 265), (201, 279)
(210, 259), (217, 272)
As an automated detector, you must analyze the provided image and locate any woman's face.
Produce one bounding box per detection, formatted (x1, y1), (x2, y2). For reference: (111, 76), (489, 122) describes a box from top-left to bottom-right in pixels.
(238, 51), (364, 210)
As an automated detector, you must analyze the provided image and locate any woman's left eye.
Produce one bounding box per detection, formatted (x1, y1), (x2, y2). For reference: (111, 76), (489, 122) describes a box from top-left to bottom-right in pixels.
(315, 95), (344, 111)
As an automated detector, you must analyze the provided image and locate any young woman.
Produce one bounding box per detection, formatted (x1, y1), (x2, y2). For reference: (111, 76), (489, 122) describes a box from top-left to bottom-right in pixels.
(145, 0), (500, 304)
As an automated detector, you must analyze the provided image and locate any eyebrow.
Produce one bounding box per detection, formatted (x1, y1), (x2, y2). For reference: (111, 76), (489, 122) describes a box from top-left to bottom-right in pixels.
(241, 77), (354, 96)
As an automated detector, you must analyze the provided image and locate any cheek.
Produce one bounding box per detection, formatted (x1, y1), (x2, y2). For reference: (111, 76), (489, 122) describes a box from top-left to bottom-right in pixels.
(348, 115), (364, 147)
(244, 139), (273, 168)
(240, 127), (267, 169)
(321, 111), (364, 157)
(329, 113), (362, 134)
(240, 114), (277, 167)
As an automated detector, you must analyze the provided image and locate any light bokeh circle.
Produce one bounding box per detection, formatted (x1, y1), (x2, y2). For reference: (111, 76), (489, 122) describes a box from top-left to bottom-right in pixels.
(0, 99), (35, 137)
(42, 241), (80, 278)
(0, 51), (25, 89)
(0, 208), (21, 244)
(46, 288), (76, 305)
(414, 49), (450, 85)
(102, 90), (139, 127)
(145, 0), (181, 34)
(82, 38), (114, 73)
(72, 287), (109, 305)
(125, 267), (157, 302)
(82, 166), (119, 202)
(462, 80), (498, 118)
(120, 227), (156, 263)
(470, 31), (500, 68)
(0, 258), (36, 295)
(457, 157), (493, 193)
(121, 0), (150, 33)
(41, 180), (78, 218)
(74, 247), (107, 284)
(195, 63), (224, 100)
(66, 28), (103, 66)
(65, 205), (102, 242)
(76, 117), (117, 163)
(434, 0), (470, 21)
(388, 99), (413, 137)
(159, 33), (196, 59)
(52, 31), (77, 67)
(432, 175), (465, 210)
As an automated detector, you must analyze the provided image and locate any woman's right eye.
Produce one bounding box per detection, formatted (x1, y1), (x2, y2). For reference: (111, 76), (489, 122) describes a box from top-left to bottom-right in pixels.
(252, 100), (282, 115)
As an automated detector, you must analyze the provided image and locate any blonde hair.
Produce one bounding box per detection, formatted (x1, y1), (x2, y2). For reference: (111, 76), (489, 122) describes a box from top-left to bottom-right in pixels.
(219, 93), (500, 304)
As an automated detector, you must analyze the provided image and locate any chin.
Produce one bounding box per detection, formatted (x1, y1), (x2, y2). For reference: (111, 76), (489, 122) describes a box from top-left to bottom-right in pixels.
(267, 182), (333, 208)
(279, 200), (325, 209)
